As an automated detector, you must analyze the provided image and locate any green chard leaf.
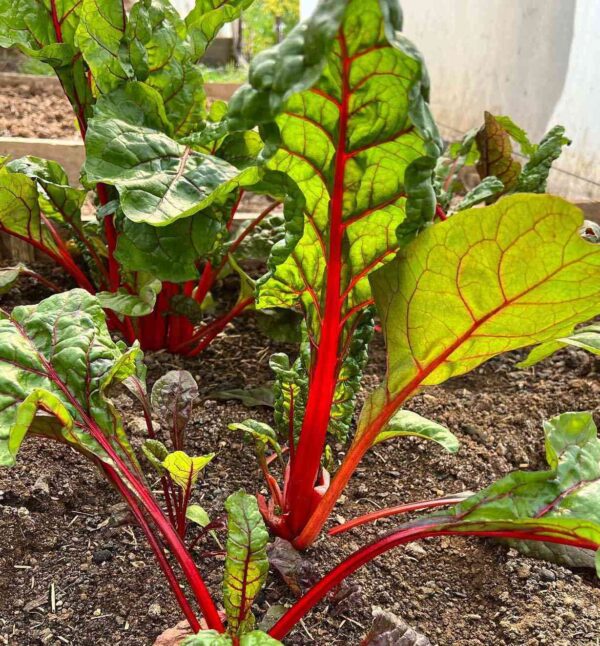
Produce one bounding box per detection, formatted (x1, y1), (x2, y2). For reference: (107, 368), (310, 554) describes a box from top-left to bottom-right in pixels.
(223, 491), (270, 636)
(516, 125), (571, 194)
(75, 0), (131, 94)
(518, 324), (600, 368)
(186, 0), (256, 61)
(0, 264), (29, 295)
(183, 631), (282, 646)
(436, 412), (600, 551)
(228, 0), (441, 440)
(0, 171), (62, 256)
(373, 409), (459, 453)
(85, 87), (254, 225)
(0, 290), (142, 468)
(97, 274), (162, 317)
(358, 194), (600, 448)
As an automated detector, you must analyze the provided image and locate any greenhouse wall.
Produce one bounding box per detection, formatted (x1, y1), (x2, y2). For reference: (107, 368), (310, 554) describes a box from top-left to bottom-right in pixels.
(300, 0), (600, 200)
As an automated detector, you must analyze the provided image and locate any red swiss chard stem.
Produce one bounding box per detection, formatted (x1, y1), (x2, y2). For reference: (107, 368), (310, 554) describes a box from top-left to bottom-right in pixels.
(22, 339), (224, 631)
(328, 496), (468, 536)
(435, 204), (448, 221)
(179, 296), (253, 356)
(269, 522), (600, 640)
(102, 463), (201, 632)
(285, 32), (352, 536)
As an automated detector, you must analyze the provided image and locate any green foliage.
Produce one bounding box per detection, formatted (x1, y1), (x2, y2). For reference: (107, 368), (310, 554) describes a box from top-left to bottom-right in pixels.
(441, 412), (600, 565)
(241, 0), (299, 60)
(0, 290), (141, 467)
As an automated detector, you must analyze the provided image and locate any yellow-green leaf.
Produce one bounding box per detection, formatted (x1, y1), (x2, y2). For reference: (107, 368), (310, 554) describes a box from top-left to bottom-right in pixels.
(162, 450), (214, 489)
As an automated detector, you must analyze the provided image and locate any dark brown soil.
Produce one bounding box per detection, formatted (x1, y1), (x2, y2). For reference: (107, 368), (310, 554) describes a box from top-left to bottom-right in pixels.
(1, 274), (599, 646)
(0, 81), (77, 139)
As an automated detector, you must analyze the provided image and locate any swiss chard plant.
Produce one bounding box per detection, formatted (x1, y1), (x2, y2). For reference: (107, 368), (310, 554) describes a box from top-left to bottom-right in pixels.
(224, 0), (600, 547)
(435, 111), (571, 213)
(1, 289), (599, 643)
(0, 0), (290, 354)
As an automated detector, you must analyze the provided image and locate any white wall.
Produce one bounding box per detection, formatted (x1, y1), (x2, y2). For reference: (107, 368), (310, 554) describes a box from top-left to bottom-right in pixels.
(299, 0), (600, 200)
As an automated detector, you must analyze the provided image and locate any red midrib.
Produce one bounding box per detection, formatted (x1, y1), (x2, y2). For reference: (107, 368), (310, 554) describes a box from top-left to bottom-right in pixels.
(286, 32), (351, 533)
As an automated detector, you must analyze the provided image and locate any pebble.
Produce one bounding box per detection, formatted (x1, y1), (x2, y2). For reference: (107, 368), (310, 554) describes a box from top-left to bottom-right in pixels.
(92, 548), (113, 564)
(405, 543), (427, 560)
(539, 567), (556, 582)
(148, 603), (162, 618)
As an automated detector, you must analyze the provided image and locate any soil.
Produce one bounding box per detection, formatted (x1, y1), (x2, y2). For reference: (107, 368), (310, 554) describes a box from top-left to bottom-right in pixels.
(0, 81), (77, 139)
(0, 272), (599, 646)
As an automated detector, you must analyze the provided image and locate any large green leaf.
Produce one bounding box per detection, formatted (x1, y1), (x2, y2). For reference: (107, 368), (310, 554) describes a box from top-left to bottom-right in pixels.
(115, 211), (223, 282)
(223, 491), (269, 636)
(0, 290), (141, 468)
(439, 412), (600, 557)
(85, 90), (252, 224)
(359, 194), (600, 444)
(228, 0), (441, 443)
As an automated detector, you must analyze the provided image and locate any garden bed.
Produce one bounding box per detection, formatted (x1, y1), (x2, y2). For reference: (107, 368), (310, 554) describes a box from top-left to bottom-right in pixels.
(1, 277), (599, 646)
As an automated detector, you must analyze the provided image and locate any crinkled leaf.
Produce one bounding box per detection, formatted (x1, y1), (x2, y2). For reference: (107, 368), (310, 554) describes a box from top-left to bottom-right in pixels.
(373, 409), (459, 453)
(223, 491), (269, 636)
(359, 195), (600, 443)
(126, 1), (207, 136)
(97, 276), (162, 317)
(0, 290), (141, 467)
(210, 386), (274, 408)
(186, 504), (211, 527)
(85, 90), (255, 225)
(269, 346), (308, 441)
(151, 370), (199, 440)
(517, 324), (600, 368)
(493, 115), (536, 157)
(75, 0), (131, 94)
(475, 112), (521, 197)
(141, 439), (169, 475)
(186, 0), (255, 60)
(516, 125), (571, 194)
(116, 211), (224, 282)
(162, 450), (214, 489)
(437, 412), (600, 551)
(456, 176), (504, 211)
(228, 420), (282, 458)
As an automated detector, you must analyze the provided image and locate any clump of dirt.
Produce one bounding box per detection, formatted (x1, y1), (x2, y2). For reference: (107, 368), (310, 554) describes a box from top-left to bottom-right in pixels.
(0, 285), (599, 645)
